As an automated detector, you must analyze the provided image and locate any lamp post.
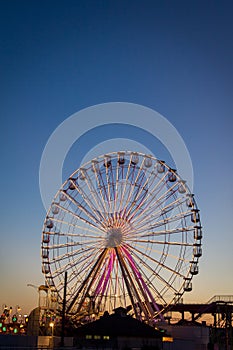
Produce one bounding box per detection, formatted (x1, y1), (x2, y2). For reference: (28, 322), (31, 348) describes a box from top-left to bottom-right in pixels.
(49, 322), (54, 348)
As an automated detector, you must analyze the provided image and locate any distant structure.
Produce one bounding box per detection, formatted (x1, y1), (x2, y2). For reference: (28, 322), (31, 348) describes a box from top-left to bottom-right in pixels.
(26, 284), (58, 336)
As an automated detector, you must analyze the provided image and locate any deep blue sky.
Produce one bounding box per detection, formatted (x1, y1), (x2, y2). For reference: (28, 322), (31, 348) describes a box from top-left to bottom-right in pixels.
(0, 0), (232, 314)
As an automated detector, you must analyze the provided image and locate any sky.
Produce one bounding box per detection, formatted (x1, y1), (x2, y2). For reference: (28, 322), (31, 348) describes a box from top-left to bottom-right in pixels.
(0, 0), (232, 316)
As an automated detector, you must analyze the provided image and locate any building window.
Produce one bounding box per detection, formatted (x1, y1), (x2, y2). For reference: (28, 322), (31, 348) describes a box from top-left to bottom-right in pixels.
(103, 335), (110, 340)
(94, 335), (101, 339)
(85, 335), (92, 339)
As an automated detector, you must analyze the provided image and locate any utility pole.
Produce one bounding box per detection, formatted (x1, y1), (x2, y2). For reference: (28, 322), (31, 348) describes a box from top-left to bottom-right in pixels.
(61, 271), (67, 347)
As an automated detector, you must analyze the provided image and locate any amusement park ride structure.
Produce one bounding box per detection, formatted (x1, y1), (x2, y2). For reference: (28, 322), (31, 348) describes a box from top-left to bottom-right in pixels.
(41, 151), (203, 326)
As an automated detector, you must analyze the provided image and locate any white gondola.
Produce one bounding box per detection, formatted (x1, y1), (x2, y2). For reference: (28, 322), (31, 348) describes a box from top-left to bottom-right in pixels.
(190, 261), (199, 275)
(69, 178), (76, 190)
(104, 155), (111, 168)
(59, 192), (66, 201)
(131, 152), (139, 165)
(168, 169), (177, 182)
(46, 219), (54, 229)
(183, 278), (192, 292)
(42, 263), (50, 274)
(42, 232), (50, 244)
(193, 244), (202, 257)
(186, 193), (194, 207)
(157, 160), (165, 173)
(42, 248), (49, 259)
(178, 180), (186, 194)
(191, 209), (200, 223)
(118, 152), (125, 165)
(194, 226), (202, 240)
(144, 156), (152, 168)
(52, 204), (59, 215)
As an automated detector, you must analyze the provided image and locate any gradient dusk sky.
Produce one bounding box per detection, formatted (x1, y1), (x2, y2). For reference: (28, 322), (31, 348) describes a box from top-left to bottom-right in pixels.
(0, 0), (232, 315)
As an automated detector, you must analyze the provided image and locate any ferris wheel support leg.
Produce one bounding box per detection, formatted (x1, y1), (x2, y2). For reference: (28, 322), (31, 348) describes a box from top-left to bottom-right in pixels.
(122, 246), (165, 322)
(115, 247), (149, 322)
(66, 248), (107, 314)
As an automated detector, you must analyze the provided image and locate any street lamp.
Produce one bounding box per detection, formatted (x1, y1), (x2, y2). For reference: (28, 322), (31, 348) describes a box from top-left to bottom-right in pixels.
(49, 322), (54, 348)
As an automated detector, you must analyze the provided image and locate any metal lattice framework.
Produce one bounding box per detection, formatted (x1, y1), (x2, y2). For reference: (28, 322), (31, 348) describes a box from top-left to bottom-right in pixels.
(41, 151), (202, 325)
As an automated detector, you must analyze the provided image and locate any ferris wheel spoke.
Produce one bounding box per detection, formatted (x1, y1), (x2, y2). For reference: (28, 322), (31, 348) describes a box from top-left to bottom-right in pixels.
(97, 168), (111, 207)
(119, 158), (148, 219)
(91, 164), (111, 220)
(126, 225), (193, 240)
(51, 231), (105, 240)
(123, 244), (168, 305)
(51, 224), (104, 236)
(129, 244), (185, 278)
(53, 207), (104, 235)
(82, 170), (110, 220)
(128, 238), (194, 248)
(46, 241), (82, 250)
(114, 154), (132, 217)
(124, 169), (158, 221)
(118, 155), (148, 218)
(71, 249), (106, 281)
(131, 241), (190, 264)
(66, 248), (108, 313)
(45, 217), (102, 236)
(131, 242), (185, 278)
(124, 168), (168, 221)
(75, 253), (112, 315)
(131, 189), (182, 229)
(47, 236), (104, 250)
(70, 178), (107, 224)
(49, 245), (96, 265)
(134, 209), (192, 235)
(130, 184), (180, 230)
(55, 247), (104, 292)
(112, 156), (121, 221)
(151, 211), (192, 230)
(134, 205), (181, 236)
(136, 173), (178, 219)
(108, 162), (116, 214)
(59, 191), (104, 230)
(50, 259), (81, 278)
(127, 229), (189, 241)
(121, 165), (148, 220)
(126, 244), (179, 295)
(50, 249), (98, 280)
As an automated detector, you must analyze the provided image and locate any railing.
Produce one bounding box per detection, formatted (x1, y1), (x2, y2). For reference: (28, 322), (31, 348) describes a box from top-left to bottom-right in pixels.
(191, 295), (233, 322)
(207, 295), (233, 304)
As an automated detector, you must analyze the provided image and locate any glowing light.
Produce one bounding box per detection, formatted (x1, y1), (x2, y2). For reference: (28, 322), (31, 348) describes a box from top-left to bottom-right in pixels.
(162, 336), (173, 342)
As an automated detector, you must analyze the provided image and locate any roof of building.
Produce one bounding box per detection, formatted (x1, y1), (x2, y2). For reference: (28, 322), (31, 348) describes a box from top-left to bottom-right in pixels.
(74, 308), (163, 338)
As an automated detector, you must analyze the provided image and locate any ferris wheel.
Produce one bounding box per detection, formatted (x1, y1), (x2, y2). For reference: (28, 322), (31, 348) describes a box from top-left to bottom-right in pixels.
(41, 151), (202, 324)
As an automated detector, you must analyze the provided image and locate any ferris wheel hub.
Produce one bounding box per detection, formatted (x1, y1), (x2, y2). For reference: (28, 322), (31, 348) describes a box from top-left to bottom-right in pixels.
(106, 227), (123, 247)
